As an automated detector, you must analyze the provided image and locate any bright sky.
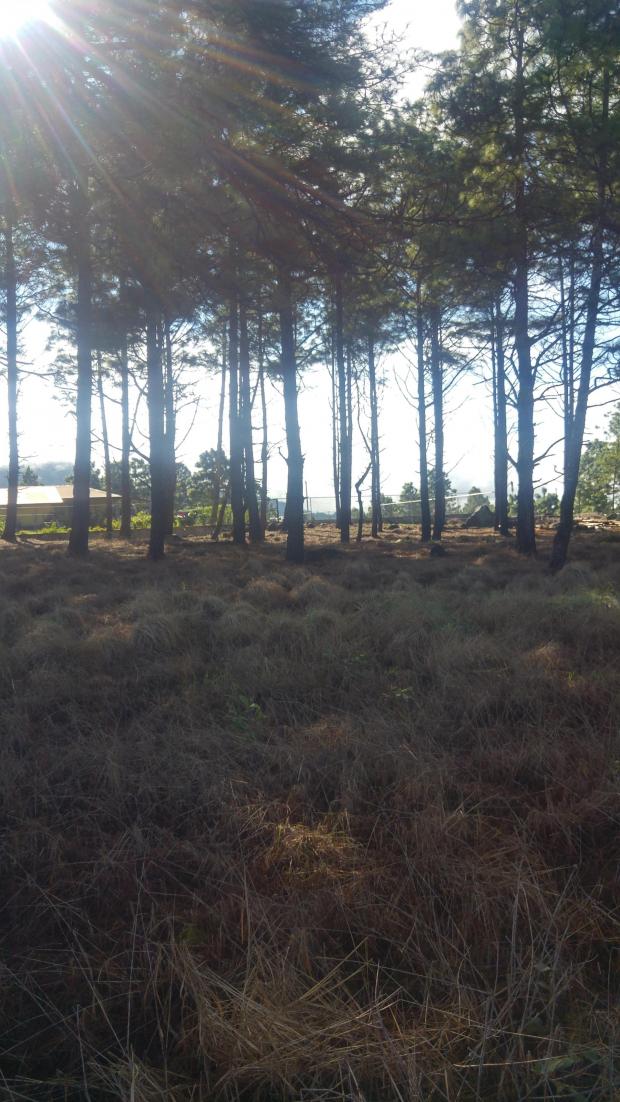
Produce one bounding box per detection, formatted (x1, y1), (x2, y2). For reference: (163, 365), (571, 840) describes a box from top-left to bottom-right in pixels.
(0, 0), (580, 503)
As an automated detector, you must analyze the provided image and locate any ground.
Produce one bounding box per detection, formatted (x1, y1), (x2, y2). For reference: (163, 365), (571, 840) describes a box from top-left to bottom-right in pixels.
(0, 524), (618, 1101)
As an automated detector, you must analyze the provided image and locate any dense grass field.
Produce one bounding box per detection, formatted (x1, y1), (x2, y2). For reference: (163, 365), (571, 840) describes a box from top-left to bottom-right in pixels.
(0, 525), (618, 1101)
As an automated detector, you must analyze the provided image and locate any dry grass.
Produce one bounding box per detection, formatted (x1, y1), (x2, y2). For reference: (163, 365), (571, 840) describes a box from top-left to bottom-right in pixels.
(0, 525), (618, 1101)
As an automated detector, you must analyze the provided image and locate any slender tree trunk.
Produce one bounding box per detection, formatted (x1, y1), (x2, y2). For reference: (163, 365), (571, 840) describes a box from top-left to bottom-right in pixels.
(2, 212), (18, 543)
(228, 294), (246, 545)
(367, 333), (382, 537)
(356, 463), (371, 542)
(560, 254), (576, 490)
(68, 180), (92, 558)
(146, 301), (167, 561)
(96, 352), (113, 535)
(258, 307), (268, 533)
(550, 71), (609, 572)
(210, 320), (227, 528)
(335, 278), (351, 543)
(513, 17), (536, 554)
(214, 486), (229, 538)
(430, 305), (445, 541)
(346, 338), (354, 520)
(239, 298), (262, 542)
(568, 253), (575, 427)
(560, 257), (570, 479)
(119, 332), (132, 539)
(416, 283), (432, 543)
(330, 340), (341, 527)
(492, 299), (510, 535)
(550, 241), (603, 571)
(278, 267), (304, 563)
(163, 317), (176, 535)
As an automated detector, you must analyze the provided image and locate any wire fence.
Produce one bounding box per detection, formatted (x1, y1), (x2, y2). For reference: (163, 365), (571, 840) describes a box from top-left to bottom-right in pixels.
(269, 490), (494, 523)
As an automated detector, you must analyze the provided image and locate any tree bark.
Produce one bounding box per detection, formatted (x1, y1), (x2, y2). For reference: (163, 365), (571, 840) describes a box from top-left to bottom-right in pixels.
(119, 331), (132, 539)
(550, 243), (603, 570)
(335, 277), (351, 543)
(214, 486), (229, 538)
(163, 317), (176, 535)
(146, 301), (167, 561)
(278, 268), (304, 563)
(492, 299), (510, 535)
(258, 306), (268, 533)
(512, 15), (536, 554)
(560, 253), (576, 493)
(2, 211), (18, 543)
(356, 462), (371, 542)
(96, 351), (113, 535)
(346, 337), (354, 521)
(68, 179), (92, 558)
(550, 69), (609, 572)
(239, 298), (262, 542)
(430, 305), (445, 541)
(228, 293), (246, 545)
(330, 339), (341, 527)
(416, 283), (432, 543)
(210, 319), (227, 529)
(367, 334), (383, 537)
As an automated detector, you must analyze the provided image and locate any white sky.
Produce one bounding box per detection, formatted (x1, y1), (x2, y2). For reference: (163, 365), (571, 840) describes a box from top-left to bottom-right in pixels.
(1, 0), (601, 502)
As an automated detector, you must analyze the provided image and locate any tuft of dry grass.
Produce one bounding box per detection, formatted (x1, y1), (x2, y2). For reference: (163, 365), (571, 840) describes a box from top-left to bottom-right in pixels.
(0, 528), (618, 1101)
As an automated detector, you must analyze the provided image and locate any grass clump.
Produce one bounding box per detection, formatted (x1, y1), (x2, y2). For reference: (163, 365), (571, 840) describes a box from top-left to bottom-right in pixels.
(0, 529), (618, 1101)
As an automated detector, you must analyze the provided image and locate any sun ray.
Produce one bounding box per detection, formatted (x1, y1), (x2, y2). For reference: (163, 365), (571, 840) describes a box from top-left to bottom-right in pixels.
(0, 0), (53, 38)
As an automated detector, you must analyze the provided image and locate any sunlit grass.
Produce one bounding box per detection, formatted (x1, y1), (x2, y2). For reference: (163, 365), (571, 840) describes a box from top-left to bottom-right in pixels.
(0, 529), (618, 1100)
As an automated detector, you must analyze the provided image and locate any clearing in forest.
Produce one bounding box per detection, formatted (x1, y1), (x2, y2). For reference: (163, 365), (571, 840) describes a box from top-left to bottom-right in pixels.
(0, 528), (618, 1101)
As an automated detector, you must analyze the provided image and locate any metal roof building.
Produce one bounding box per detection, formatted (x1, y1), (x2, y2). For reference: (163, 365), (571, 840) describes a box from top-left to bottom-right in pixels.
(0, 485), (121, 529)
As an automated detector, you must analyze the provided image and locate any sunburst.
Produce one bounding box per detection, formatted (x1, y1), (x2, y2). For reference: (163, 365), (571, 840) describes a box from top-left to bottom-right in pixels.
(0, 0), (53, 38)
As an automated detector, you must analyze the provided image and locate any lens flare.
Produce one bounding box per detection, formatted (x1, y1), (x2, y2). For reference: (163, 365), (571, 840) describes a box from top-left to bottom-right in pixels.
(0, 0), (52, 37)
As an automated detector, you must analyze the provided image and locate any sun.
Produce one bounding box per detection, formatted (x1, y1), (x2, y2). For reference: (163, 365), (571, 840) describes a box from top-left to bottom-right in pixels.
(0, 0), (52, 37)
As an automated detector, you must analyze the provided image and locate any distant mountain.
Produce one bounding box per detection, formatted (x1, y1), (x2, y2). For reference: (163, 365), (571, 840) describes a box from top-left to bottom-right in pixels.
(0, 461), (73, 488)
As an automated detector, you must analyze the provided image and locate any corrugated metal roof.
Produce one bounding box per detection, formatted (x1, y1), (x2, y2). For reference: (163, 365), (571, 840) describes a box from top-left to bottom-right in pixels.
(0, 485), (120, 506)
(56, 485), (118, 501)
(0, 486), (63, 506)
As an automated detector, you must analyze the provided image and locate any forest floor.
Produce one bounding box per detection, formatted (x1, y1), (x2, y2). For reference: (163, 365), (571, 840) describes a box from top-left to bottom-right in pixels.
(0, 525), (619, 1101)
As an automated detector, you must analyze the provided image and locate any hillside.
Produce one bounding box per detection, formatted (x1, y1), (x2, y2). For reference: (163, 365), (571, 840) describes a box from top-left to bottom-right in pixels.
(0, 528), (618, 1100)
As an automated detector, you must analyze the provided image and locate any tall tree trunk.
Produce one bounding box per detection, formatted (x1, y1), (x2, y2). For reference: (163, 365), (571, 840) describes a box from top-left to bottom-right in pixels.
(430, 305), (445, 541)
(278, 267), (304, 563)
(335, 277), (350, 543)
(550, 242), (603, 570)
(368, 333), (382, 537)
(68, 179), (92, 559)
(214, 486), (229, 538)
(513, 16), (536, 554)
(96, 352), (113, 535)
(550, 69), (609, 572)
(2, 211), (18, 543)
(119, 331), (132, 539)
(239, 298), (262, 542)
(492, 299), (510, 535)
(163, 317), (176, 535)
(416, 283), (432, 543)
(258, 306), (268, 533)
(356, 462), (371, 542)
(330, 340), (341, 528)
(146, 301), (167, 561)
(228, 294), (246, 545)
(560, 254), (576, 490)
(346, 338), (354, 520)
(210, 319), (227, 528)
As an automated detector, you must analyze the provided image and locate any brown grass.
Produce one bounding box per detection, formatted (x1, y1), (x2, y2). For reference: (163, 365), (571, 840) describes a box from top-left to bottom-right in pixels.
(0, 525), (618, 1101)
